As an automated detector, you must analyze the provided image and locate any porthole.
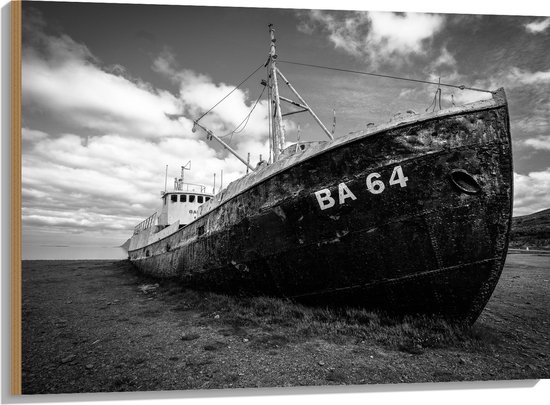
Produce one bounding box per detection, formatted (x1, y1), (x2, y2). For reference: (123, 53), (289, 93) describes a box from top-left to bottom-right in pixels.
(449, 169), (481, 195)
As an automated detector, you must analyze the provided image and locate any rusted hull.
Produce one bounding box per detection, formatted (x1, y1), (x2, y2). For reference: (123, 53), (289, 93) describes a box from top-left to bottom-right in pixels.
(129, 96), (512, 323)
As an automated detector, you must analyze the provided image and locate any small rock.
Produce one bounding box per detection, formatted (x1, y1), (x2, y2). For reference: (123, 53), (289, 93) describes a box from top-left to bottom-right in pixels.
(214, 314), (220, 319)
(180, 333), (200, 341)
(61, 355), (76, 364)
(138, 284), (159, 294)
(318, 361), (325, 366)
(243, 338), (249, 343)
(85, 364), (93, 369)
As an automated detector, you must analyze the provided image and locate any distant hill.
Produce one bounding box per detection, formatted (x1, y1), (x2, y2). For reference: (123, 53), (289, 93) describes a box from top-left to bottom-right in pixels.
(510, 208), (550, 250)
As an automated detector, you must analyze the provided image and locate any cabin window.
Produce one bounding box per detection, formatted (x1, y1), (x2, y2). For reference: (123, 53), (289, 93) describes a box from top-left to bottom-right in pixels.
(198, 196), (204, 204)
(180, 195), (187, 202)
(197, 225), (205, 236)
(205, 196), (211, 201)
(189, 195), (196, 203)
(171, 195), (177, 203)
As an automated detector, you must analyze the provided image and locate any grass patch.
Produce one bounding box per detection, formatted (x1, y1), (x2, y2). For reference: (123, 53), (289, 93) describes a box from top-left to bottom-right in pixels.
(149, 283), (501, 354)
(251, 334), (290, 349)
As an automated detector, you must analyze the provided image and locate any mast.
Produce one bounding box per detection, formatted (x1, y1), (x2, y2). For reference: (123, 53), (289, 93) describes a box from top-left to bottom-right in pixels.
(267, 24), (334, 163)
(268, 24), (285, 161)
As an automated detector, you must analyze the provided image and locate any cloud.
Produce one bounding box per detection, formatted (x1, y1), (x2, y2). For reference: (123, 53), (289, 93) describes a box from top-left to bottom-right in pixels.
(368, 12), (445, 54)
(524, 136), (550, 151)
(154, 54), (269, 142)
(447, 67), (550, 129)
(505, 67), (550, 85)
(525, 18), (550, 34)
(23, 40), (189, 139)
(514, 170), (550, 216)
(300, 10), (445, 68)
(22, 10), (275, 246)
(22, 131), (257, 240)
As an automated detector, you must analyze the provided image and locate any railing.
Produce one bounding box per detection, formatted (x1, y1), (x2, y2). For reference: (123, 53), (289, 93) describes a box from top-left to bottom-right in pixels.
(174, 182), (207, 193)
(134, 212), (158, 235)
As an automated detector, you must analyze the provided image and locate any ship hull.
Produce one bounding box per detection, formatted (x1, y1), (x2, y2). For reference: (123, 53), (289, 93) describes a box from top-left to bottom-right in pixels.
(129, 92), (512, 323)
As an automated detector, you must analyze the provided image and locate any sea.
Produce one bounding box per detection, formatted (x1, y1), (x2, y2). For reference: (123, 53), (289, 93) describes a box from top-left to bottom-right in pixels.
(22, 244), (128, 260)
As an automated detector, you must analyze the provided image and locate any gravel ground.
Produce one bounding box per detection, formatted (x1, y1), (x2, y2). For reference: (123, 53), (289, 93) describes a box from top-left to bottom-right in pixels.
(21, 253), (550, 394)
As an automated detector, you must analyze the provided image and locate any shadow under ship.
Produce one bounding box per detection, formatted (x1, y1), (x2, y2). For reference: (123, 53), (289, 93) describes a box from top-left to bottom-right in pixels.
(128, 26), (513, 323)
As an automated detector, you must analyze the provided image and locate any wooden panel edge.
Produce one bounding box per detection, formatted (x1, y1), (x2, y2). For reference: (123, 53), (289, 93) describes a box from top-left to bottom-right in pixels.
(11, 0), (22, 396)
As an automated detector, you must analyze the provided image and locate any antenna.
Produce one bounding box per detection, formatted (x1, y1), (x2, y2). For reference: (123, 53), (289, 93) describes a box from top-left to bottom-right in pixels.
(213, 173), (216, 194)
(181, 161), (191, 183)
(164, 165), (168, 193)
(220, 169), (223, 191)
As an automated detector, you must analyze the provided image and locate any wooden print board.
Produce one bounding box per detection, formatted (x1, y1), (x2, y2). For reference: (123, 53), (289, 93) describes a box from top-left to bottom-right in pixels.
(8, 0), (550, 400)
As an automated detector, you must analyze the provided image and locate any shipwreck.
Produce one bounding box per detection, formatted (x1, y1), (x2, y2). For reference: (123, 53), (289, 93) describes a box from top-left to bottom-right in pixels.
(127, 25), (513, 323)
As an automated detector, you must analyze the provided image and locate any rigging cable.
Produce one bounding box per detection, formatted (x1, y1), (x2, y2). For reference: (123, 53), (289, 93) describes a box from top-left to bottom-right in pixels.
(195, 62), (265, 123)
(425, 77), (443, 112)
(219, 83), (267, 139)
(278, 60), (493, 94)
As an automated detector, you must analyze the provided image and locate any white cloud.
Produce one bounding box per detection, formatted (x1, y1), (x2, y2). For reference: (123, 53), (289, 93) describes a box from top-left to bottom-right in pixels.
(22, 131), (258, 239)
(505, 67), (550, 85)
(22, 14), (275, 246)
(22, 128), (48, 144)
(302, 10), (445, 68)
(514, 170), (550, 216)
(448, 66), (550, 106)
(23, 50), (189, 139)
(368, 12), (445, 55)
(525, 18), (550, 34)
(524, 136), (550, 151)
(429, 47), (457, 72)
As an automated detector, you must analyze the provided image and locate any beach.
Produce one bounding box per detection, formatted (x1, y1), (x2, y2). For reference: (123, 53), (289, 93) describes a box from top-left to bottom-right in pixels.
(22, 253), (550, 394)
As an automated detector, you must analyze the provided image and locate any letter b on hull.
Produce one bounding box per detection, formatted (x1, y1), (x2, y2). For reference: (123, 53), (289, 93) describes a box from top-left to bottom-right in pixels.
(314, 189), (335, 210)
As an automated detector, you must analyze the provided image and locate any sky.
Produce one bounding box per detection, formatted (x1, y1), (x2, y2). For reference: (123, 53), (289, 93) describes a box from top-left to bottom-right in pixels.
(20, 0), (550, 254)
